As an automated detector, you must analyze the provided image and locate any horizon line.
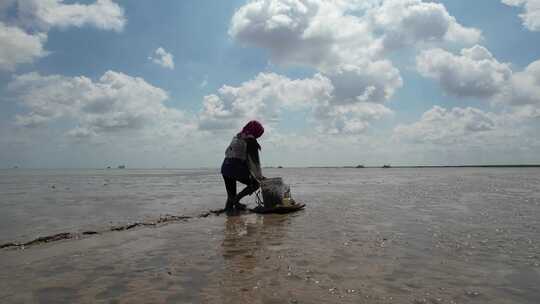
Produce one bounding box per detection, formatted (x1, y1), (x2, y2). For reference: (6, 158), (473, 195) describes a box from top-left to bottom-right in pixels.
(3, 164), (540, 170)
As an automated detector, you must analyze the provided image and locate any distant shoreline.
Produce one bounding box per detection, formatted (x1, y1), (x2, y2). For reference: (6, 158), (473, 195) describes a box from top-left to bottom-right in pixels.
(3, 165), (540, 170)
(302, 165), (540, 169)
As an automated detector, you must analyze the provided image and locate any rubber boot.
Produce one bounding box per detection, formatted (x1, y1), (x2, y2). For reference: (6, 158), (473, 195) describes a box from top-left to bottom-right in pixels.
(224, 198), (234, 212)
(234, 187), (252, 211)
(234, 201), (247, 211)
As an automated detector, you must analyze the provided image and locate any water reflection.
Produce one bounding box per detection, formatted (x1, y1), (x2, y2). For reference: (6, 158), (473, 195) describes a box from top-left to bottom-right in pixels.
(219, 214), (288, 303)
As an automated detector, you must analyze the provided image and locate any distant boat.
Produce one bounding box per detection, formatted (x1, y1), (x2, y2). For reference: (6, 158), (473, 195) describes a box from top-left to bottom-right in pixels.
(118, 165), (126, 169)
(382, 164), (391, 168)
(356, 165), (365, 168)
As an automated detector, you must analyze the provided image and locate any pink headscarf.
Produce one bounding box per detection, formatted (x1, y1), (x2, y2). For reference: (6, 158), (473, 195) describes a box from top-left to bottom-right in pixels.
(241, 120), (264, 138)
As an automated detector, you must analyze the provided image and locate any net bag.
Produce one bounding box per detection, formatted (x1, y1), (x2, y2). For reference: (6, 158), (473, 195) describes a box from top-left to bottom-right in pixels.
(260, 177), (290, 208)
(252, 177), (305, 214)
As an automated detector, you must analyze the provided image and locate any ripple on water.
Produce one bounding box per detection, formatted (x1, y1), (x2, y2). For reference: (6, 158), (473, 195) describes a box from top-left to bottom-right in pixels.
(1, 168), (540, 303)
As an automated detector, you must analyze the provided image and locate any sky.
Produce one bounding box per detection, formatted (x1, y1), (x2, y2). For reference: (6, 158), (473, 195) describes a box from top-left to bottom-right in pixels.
(1, 0), (540, 168)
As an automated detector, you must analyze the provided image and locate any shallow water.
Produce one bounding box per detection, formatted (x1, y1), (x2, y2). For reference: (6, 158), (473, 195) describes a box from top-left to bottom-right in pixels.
(0, 169), (225, 243)
(1, 168), (540, 303)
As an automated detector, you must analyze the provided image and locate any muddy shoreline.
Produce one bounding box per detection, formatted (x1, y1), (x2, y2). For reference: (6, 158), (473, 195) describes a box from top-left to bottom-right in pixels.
(0, 212), (221, 250)
(1, 168), (539, 303)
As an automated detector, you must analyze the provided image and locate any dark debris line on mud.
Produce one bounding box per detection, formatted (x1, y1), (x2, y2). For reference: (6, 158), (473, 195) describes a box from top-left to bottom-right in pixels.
(0, 210), (221, 250)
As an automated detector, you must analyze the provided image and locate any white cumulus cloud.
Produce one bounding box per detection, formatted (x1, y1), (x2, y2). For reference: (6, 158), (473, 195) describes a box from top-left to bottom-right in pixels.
(0, 0), (126, 71)
(0, 22), (47, 71)
(230, 0), (480, 69)
(502, 0), (540, 31)
(226, 0), (481, 134)
(198, 71), (395, 135)
(149, 47), (175, 70)
(198, 72), (333, 131)
(7, 0), (126, 32)
(229, 0), (380, 70)
(501, 59), (540, 106)
(326, 61), (402, 105)
(8, 71), (194, 140)
(394, 106), (498, 144)
(416, 44), (540, 115)
(416, 45), (512, 98)
(369, 0), (482, 49)
(314, 101), (394, 134)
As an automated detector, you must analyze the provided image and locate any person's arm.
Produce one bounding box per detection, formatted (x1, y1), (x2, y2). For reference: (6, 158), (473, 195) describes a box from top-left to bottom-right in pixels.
(245, 138), (263, 181)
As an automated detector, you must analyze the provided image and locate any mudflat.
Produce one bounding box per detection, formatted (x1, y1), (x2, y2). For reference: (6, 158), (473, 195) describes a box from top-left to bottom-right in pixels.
(1, 168), (539, 303)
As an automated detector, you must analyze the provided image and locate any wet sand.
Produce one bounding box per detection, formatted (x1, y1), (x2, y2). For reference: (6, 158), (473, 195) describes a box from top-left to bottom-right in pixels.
(1, 168), (540, 303)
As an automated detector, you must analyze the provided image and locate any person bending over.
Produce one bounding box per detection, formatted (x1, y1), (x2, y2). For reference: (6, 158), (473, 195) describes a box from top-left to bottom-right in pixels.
(221, 120), (265, 212)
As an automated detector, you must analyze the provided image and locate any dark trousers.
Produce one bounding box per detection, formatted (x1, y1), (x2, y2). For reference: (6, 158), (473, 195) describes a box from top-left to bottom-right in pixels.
(223, 175), (260, 205)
